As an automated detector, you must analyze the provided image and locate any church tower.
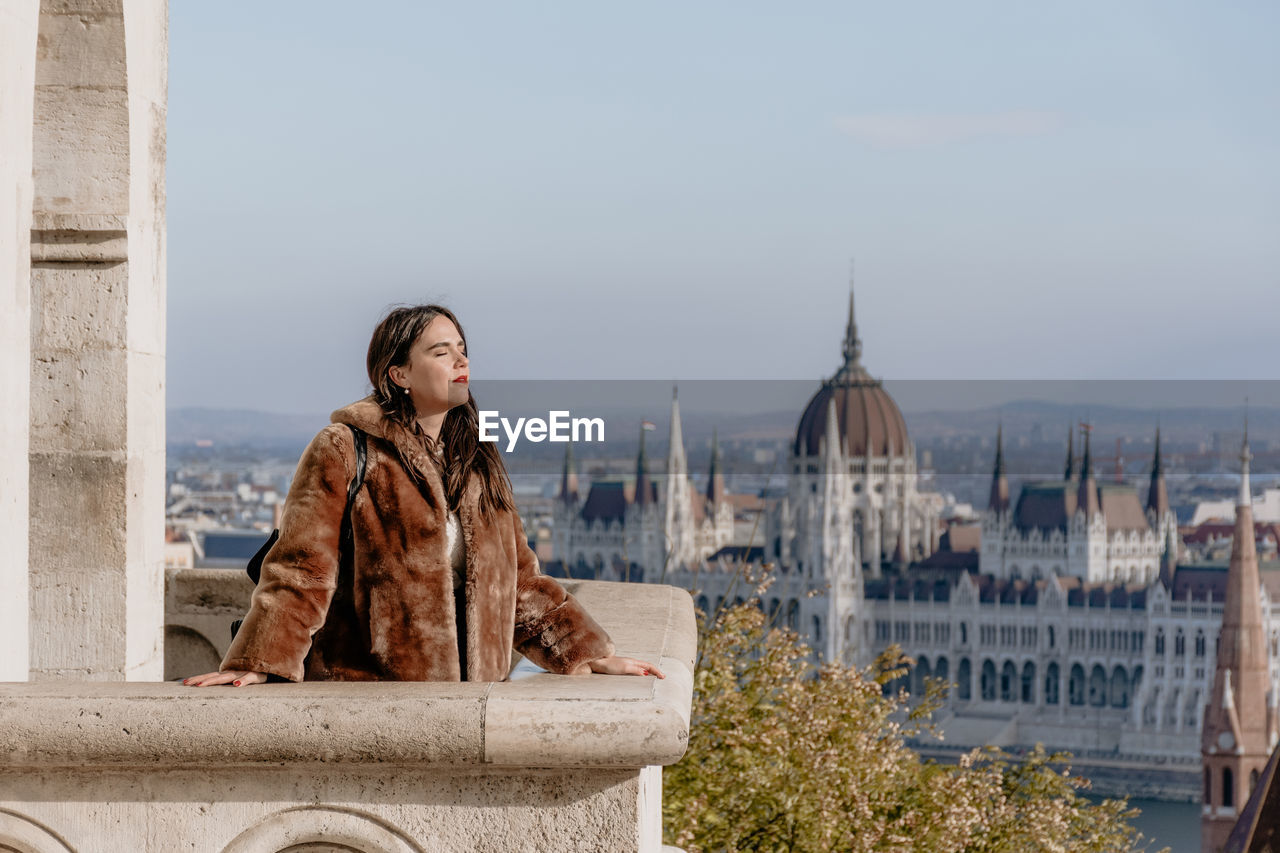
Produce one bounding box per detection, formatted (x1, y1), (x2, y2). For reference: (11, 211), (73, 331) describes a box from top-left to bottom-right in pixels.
(663, 387), (696, 572)
(1146, 427), (1179, 588)
(979, 423), (1011, 578)
(1201, 421), (1277, 853)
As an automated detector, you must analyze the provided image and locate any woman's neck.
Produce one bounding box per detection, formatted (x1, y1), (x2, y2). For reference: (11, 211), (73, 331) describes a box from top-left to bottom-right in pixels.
(414, 411), (446, 444)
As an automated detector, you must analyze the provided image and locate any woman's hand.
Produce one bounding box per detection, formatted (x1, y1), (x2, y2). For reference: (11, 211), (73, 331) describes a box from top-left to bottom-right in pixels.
(182, 670), (269, 687)
(568, 656), (665, 678)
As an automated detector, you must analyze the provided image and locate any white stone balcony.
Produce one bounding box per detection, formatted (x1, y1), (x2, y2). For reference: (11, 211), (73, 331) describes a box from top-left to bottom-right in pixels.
(0, 580), (694, 852)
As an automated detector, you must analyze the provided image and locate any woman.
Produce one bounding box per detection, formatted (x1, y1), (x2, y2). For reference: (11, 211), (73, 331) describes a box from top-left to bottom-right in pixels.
(185, 304), (662, 686)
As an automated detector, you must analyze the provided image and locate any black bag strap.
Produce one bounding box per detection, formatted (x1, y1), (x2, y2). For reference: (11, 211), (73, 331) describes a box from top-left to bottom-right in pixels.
(338, 424), (367, 562)
(245, 424), (367, 586)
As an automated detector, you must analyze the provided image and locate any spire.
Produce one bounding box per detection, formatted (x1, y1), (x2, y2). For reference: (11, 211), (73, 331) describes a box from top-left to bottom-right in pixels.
(988, 422), (1010, 513)
(559, 442), (578, 505)
(666, 385), (687, 481)
(705, 428), (725, 507)
(1239, 413), (1252, 509)
(1201, 408), (1271, 769)
(840, 271), (862, 370)
(1147, 426), (1169, 517)
(1076, 425), (1099, 518)
(633, 421), (653, 506)
(1064, 423), (1075, 481)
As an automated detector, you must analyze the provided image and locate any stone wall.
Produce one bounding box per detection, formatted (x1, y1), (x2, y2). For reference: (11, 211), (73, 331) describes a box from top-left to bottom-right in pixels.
(0, 0), (39, 682)
(2, 580), (695, 852)
(25, 0), (167, 681)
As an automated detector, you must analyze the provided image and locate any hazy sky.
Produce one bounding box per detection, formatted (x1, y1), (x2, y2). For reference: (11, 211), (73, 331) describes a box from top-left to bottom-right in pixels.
(168, 2), (1280, 415)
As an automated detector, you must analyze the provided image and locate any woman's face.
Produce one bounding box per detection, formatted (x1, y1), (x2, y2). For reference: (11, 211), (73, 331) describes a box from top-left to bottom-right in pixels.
(389, 314), (470, 417)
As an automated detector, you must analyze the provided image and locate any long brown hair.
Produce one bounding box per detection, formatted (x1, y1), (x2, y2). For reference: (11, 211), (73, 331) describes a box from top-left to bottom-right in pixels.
(367, 304), (515, 518)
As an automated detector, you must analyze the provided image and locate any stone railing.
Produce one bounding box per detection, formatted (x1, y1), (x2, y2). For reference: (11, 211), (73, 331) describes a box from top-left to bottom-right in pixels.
(0, 580), (694, 852)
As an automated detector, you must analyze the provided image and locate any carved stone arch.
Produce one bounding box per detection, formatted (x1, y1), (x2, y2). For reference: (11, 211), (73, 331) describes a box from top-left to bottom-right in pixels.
(164, 624), (221, 682)
(0, 808), (76, 853)
(220, 806), (423, 853)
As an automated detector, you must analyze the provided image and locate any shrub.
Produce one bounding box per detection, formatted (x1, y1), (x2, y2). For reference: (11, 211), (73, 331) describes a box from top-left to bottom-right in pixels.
(664, 599), (1165, 853)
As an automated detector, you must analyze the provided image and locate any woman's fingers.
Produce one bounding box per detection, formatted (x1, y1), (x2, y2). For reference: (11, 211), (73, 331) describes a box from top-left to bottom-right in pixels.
(586, 656), (666, 678)
(181, 670), (268, 687)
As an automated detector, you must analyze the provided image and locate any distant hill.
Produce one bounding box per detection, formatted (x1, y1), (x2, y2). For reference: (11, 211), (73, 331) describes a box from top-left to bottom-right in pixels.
(167, 408), (327, 450)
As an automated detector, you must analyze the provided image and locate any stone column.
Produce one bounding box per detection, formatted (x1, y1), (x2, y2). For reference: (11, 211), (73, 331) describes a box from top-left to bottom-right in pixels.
(0, 0), (41, 682)
(28, 0), (166, 681)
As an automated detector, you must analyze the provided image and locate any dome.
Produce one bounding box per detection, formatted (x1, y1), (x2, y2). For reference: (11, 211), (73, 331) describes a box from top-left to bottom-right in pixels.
(794, 291), (910, 459)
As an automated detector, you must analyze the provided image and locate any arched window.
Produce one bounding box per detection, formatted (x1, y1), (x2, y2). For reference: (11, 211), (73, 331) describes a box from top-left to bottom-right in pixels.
(1195, 630), (1206, 658)
(787, 599), (799, 631)
(957, 658), (972, 701)
(1110, 666), (1129, 708)
(1155, 629), (1165, 656)
(1069, 664), (1085, 706)
(960, 623), (969, 645)
(1048, 625), (1055, 649)
(1045, 662), (1060, 705)
(935, 656), (949, 684)
(813, 615), (823, 645)
(1001, 661), (1017, 703)
(981, 660), (997, 701)
(1175, 629), (1186, 658)
(1223, 767), (1234, 809)
(1021, 662), (1036, 703)
(1089, 665), (1108, 707)
(912, 657), (931, 697)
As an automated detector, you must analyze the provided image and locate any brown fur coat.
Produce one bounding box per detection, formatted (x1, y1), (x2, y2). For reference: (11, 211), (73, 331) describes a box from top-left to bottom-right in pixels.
(220, 397), (615, 682)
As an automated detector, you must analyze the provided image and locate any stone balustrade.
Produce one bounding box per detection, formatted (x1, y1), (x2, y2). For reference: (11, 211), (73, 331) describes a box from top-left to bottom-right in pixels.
(0, 580), (694, 852)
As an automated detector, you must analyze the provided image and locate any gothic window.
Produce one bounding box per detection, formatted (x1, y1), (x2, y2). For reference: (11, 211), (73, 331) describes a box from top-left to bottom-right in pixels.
(1110, 667), (1129, 709)
(1175, 629), (1185, 658)
(1001, 661), (1017, 702)
(1223, 767), (1234, 809)
(957, 658), (972, 701)
(981, 660), (997, 701)
(1048, 626), (1055, 649)
(1045, 662), (1060, 705)
(911, 657), (930, 696)
(1088, 665), (1108, 707)
(935, 656), (949, 683)
(787, 599), (799, 631)
(1155, 629), (1165, 656)
(1021, 662), (1035, 703)
(813, 615), (823, 645)
(1195, 630), (1206, 658)
(1069, 664), (1085, 706)
(960, 623), (968, 645)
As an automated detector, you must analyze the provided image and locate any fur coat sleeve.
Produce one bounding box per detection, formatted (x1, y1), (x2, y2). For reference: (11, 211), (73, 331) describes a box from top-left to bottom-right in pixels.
(220, 425), (350, 682)
(219, 410), (615, 683)
(509, 509), (615, 673)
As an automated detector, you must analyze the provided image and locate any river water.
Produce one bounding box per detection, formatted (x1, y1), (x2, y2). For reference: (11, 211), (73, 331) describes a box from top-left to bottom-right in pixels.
(1117, 798), (1202, 852)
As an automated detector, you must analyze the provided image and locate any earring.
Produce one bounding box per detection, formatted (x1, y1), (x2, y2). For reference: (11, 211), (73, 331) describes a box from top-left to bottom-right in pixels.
(403, 386), (410, 395)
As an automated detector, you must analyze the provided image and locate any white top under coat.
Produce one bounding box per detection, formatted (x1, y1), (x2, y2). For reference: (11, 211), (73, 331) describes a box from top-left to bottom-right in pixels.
(445, 509), (466, 590)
